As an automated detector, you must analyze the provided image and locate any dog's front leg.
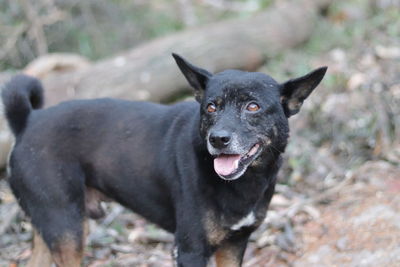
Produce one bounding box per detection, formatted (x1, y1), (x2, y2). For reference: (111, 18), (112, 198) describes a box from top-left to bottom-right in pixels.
(174, 228), (211, 267)
(175, 249), (209, 267)
(214, 230), (252, 267)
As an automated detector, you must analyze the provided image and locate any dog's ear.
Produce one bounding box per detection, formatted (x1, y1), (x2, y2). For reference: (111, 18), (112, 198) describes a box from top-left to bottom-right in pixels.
(172, 53), (212, 102)
(280, 67), (327, 117)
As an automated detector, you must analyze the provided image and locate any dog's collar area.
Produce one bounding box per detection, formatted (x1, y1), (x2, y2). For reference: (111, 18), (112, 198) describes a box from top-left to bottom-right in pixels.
(213, 143), (262, 180)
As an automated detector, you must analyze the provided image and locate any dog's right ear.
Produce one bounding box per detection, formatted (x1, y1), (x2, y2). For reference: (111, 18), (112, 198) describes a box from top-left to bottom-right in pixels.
(172, 53), (212, 102)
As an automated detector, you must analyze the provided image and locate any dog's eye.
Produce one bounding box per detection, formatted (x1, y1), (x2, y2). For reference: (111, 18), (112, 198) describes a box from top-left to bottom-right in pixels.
(246, 102), (260, 112)
(207, 103), (217, 113)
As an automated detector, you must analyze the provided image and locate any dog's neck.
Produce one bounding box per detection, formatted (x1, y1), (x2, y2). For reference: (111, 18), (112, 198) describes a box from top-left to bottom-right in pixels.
(200, 152), (281, 229)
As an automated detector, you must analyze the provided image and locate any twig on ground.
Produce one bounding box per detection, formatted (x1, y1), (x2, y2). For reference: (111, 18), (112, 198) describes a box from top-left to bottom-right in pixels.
(284, 171), (355, 218)
(101, 204), (125, 226)
(0, 203), (20, 236)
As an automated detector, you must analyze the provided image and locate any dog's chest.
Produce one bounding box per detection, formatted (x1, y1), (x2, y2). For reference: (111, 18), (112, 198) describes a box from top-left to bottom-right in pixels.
(230, 211), (256, 231)
(204, 208), (261, 246)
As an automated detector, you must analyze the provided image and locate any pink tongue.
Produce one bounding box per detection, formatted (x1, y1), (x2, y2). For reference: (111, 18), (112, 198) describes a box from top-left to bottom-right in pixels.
(214, 155), (241, 176)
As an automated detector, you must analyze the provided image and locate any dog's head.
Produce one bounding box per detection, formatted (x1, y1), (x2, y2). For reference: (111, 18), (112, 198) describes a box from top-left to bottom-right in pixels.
(173, 54), (327, 180)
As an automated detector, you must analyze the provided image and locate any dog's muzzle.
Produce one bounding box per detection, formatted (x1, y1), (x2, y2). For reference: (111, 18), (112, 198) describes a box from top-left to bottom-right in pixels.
(207, 132), (263, 180)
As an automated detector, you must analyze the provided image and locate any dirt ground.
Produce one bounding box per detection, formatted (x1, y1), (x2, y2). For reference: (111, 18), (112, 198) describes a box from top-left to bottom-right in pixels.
(1, 161), (398, 267)
(271, 161), (399, 267)
(294, 161), (400, 267)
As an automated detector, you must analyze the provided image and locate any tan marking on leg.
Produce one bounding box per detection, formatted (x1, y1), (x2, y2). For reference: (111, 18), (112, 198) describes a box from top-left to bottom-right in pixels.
(26, 230), (53, 267)
(203, 210), (228, 246)
(215, 247), (240, 267)
(51, 233), (83, 267)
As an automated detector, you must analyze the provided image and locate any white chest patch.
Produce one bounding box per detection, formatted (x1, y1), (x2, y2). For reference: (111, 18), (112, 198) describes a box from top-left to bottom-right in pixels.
(230, 211), (256, 231)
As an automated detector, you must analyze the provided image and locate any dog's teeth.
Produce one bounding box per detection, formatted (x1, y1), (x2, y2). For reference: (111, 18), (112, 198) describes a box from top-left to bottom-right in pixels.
(234, 159), (239, 169)
(247, 144), (260, 157)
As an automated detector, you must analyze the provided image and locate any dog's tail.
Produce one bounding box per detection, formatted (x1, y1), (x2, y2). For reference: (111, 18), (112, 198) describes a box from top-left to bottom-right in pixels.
(2, 74), (44, 136)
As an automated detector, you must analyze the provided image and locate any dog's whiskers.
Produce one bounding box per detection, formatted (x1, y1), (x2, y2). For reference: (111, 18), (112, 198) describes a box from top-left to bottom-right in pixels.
(268, 143), (284, 154)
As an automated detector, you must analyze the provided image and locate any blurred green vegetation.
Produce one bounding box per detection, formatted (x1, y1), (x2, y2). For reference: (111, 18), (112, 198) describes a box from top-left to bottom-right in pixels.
(0, 0), (273, 71)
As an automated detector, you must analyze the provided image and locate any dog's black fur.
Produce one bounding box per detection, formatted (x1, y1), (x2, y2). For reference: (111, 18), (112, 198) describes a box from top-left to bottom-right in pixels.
(2, 54), (326, 267)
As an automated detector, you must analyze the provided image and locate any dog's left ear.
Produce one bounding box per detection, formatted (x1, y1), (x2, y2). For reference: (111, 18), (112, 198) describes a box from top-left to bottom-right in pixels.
(280, 67), (327, 117)
(172, 53), (212, 102)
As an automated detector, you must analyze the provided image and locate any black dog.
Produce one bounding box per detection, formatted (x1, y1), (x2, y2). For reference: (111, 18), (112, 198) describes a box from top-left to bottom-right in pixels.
(2, 54), (326, 267)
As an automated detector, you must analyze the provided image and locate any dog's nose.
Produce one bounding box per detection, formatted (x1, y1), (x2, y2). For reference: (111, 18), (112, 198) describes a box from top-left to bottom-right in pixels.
(209, 130), (232, 149)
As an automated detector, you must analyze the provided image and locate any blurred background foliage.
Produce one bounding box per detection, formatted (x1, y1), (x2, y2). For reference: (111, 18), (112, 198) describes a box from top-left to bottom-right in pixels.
(0, 0), (273, 71)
